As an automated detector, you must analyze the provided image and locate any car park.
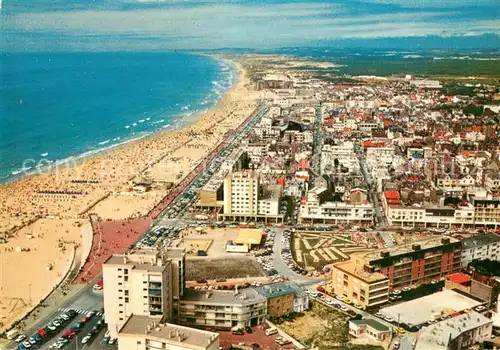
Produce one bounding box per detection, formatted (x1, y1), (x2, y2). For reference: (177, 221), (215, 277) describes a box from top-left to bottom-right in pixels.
(81, 335), (91, 344)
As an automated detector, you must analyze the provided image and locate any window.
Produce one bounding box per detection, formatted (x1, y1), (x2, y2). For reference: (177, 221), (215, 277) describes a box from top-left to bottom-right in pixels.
(125, 290), (129, 296)
(125, 297), (129, 303)
(118, 289), (123, 292)
(124, 276), (128, 282)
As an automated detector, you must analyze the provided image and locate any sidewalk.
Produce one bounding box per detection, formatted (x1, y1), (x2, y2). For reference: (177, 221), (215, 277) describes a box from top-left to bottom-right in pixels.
(14, 284), (85, 333)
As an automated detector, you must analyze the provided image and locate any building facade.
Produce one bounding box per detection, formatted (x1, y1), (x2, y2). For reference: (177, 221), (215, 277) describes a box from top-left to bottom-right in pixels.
(461, 234), (500, 267)
(103, 250), (173, 337)
(331, 258), (390, 309)
(179, 288), (267, 330)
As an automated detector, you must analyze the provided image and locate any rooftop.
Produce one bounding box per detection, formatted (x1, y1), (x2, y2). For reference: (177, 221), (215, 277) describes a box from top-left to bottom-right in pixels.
(447, 272), (471, 285)
(104, 250), (170, 273)
(118, 315), (219, 350)
(461, 234), (500, 250)
(415, 311), (492, 350)
(350, 318), (391, 332)
(333, 256), (388, 284)
(253, 282), (300, 299)
(366, 236), (459, 263)
(379, 289), (483, 327)
(181, 287), (266, 306)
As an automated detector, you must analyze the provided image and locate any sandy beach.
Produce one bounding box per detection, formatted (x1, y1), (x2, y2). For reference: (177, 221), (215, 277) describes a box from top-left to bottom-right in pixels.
(0, 57), (259, 332)
(0, 218), (87, 330)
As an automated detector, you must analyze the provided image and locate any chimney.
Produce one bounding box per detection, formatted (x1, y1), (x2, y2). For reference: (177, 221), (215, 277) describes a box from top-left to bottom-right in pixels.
(169, 330), (172, 338)
(412, 244), (421, 251)
(234, 286), (239, 295)
(380, 251), (390, 258)
(441, 237), (450, 244)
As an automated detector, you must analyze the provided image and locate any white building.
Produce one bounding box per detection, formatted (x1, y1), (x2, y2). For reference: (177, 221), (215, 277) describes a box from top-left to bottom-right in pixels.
(179, 288), (267, 330)
(461, 234), (500, 266)
(415, 311), (492, 350)
(299, 187), (374, 224)
(103, 250), (175, 337)
(223, 171), (259, 216)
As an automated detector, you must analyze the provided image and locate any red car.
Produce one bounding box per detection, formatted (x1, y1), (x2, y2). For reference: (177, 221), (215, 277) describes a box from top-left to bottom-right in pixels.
(82, 316), (90, 323)
(63, 330), (76, 339)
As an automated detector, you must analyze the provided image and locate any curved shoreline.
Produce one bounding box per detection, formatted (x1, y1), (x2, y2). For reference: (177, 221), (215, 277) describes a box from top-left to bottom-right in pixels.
(1, 54), (236, 185)
(0, 56), (257, 235)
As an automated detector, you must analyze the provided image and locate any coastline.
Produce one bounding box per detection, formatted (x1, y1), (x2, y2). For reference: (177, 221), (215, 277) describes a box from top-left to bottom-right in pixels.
(0, 55), (258, 234)
(0, 54), (260, 332)
(1, 54), (236, 185)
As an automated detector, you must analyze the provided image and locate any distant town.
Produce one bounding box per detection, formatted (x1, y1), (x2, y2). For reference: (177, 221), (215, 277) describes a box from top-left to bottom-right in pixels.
(2, 54), (500, 350)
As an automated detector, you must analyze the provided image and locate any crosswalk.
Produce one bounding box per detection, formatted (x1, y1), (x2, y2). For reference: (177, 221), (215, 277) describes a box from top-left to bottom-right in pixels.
(57, 308), (104, 316)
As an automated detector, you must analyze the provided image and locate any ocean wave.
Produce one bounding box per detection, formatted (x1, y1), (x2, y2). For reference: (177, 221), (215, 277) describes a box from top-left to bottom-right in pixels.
(125, 125), (130, 129)
(98, 139), (110, 145)
(181, 105), (191, 111)
(132, 123), (137, 126)
(40, 152), (49, 157)
(138, 119), (146, 123)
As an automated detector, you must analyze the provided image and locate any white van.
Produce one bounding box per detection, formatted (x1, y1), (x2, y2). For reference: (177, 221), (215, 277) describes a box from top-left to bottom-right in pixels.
(265, 328), (278, 336)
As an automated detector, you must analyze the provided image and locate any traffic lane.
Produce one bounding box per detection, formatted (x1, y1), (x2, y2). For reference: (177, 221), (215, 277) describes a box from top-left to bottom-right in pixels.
(9, 311), (81, 350)
(63, 315), (104, 350)
(7, 283), (100, 350)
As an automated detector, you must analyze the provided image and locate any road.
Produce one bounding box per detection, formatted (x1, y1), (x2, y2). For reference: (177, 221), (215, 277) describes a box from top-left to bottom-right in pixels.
(271, 228), (319, 286)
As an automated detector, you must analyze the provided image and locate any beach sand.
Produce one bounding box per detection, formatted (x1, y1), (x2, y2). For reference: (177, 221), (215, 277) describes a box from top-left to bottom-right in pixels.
(0, 59), (258, 231)
(0, 58), (260, 331)
(0, 218), (86, 330)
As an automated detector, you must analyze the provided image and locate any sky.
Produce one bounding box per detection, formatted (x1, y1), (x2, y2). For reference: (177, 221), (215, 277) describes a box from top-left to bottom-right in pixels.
(2, 0), (499, 51)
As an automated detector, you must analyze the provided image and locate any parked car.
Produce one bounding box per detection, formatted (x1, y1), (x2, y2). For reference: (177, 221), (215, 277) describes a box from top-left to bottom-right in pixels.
(231, 329), (244, 335)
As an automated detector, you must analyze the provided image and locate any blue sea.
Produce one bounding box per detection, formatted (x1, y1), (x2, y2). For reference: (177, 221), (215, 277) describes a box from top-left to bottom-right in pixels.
(0, 52), (234, 182)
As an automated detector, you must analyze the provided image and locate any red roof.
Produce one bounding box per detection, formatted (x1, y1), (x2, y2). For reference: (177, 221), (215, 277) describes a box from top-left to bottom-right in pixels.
(447, 272), (471, 285)
(384, 191), (400, 200)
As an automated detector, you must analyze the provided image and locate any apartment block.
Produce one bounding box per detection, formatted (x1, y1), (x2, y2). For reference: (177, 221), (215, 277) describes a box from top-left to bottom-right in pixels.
(461, 234), (500, 266)
(331, 237), (462, 308)
(331, 258), (390, 309)
(221, 170), (283, 222)
(179, 288), (267, 330)
(103, 249), (184, 337)
(223, 170), (259, 216)
(473, 198), (500, 228)
(117, 315), (219, 350)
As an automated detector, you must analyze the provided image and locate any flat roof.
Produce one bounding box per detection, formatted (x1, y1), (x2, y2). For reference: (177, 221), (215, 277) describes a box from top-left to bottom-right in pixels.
(119, 315), (218, 349)
(334, 256), (388, 283)
(366, 237), (459, 263)
(447, 272), (471, 285)
(461, 234), (500, 249)
(181, 288), (266, 306)
(253, 282), (299, 299)
(234, 229), (263, 245)
(415, 311), (492, 350)
(350, 319), (391, 332)
(379, 289), (483, 327)
(104, 254), (169, 273)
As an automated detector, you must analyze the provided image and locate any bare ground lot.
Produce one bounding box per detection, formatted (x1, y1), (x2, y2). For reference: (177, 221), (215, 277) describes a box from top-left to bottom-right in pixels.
(186, 257), (265, 281)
